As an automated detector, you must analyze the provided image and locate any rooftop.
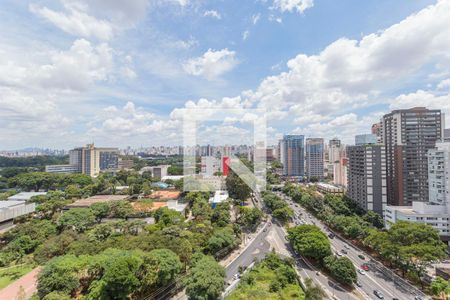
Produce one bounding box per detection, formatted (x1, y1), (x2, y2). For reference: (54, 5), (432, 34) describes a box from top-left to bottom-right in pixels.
(65, 195), (129, 208)
(148, 190), (181, 200)
(0, 200), (27, 210)
(7, 192), (47, 201)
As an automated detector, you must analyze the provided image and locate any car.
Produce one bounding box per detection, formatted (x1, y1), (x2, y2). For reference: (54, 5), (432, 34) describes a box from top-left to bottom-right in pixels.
(355, 281), (362, 287)
(336, 252), (343, 257)
(328, 233), (335, 239)
(414, 297), (424, 300)
(341, 249), (348, 254)
(358, 254), (366, 260)
(344, 244), (350, 249)
(373, 290), (384, 299)
(316, 271), (320, 276)
(358, 269), (366, 275)
(361, 264), (369, 271)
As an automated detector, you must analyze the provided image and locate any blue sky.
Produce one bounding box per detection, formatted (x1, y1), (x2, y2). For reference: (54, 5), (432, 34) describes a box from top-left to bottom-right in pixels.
(1, 0), (450, 149)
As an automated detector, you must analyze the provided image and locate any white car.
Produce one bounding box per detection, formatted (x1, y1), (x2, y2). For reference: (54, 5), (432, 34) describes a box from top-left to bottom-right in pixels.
(358, 269), (366, 275)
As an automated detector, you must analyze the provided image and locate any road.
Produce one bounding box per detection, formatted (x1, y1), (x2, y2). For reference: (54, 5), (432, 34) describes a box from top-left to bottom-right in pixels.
(277, 191), (428, 300)
(224, 189), (361, 300)
(224, 222), (271, 282)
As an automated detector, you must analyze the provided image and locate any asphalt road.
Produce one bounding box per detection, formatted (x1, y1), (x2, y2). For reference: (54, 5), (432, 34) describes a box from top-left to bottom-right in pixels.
(225, 222), (271, 282)
(277, 191), (428, 300)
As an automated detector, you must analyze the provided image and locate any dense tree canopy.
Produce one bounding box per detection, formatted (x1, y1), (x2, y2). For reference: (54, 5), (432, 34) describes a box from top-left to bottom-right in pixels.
(323, 255), (357, 285)
(185, 254), (225, 300)
(287, 225), (332, 261)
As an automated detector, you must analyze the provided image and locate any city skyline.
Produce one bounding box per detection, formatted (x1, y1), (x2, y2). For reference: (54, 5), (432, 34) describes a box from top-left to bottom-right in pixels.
(2, 0), (450, 149)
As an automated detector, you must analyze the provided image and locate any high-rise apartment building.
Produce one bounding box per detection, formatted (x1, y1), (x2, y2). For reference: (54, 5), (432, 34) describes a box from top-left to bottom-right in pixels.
(333, 157), (348, 187)
(328, 138), (341, 163)
(69, 144), (119, 177)
(428, 142), (450, 206)
(371, 122), (383, 143)
(347, 142), (387, 216)
(281, 135), (305, 177)
(305, 138), (324, 181)
(355, 134), (377, 146)
(383, 107), (444, 205)
(385, 141), (450, 240)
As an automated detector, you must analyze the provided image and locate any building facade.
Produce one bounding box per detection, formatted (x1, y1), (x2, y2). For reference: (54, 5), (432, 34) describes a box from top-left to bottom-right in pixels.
(333, 157), (348, 187)
(306, 138), (324, 181)
(47, 144), (119, 177)
(45, 164), (79, 174)
(383, 107), (445, 205)
(371, 121), (383, 143)
(428, 142), (450, 206)
(385, 202), (450, 241)
(355, 134), (377, 146)
(281, 135), (305, 177)
(347, 144), (387, 216)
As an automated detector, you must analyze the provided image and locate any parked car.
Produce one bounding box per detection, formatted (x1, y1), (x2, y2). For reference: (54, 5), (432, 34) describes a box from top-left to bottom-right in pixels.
(361, 264), (369, 271)
(358, 254), (366, 260)
(328, 233), (335, 239)
(341, 249), (348, 254)
(358, 269), (366, 275)
(373, 290), (384, 299)
(355, 281), (362, 287)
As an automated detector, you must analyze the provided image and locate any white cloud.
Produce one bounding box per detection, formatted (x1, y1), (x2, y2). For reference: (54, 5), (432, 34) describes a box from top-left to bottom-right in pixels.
(268, 14), (283, 23)
(390, 89), (450, 125)
(242, 30), (250, 41)
(183, 48), (239, 80)
(30, 3), (114, 40)
(0, 38), (113, 91)
(248, 0), (450, 117)
(437, 78), (450, 90)
(89, 101), (179, 138)
(204, 10), (221, 19)
(272, 0), (314, 14)
(252, 13), (261, 25)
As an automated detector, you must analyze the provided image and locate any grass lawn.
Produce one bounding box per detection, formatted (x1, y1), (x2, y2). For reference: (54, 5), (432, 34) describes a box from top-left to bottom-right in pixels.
(0, 264), (34, 289)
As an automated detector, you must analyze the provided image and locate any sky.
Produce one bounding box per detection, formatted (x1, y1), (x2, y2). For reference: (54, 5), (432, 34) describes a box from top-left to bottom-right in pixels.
(1, 0), (450, 149)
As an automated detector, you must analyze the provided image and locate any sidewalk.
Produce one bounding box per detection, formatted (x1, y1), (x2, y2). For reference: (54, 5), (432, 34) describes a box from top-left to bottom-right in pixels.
(0, 267), (41, 300)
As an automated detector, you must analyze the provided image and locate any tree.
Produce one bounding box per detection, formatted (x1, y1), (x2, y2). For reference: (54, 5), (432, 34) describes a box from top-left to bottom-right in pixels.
(147, 249), (182, 285)
(430, 277), (450, 299)
(37, 255), (85, 298)
(226, 171), (251, 202)
(237, 207), (263, 230)
(90, 202), (111, 221)
(33, 230), (79, 264)
(185, 255), (225, 300)
(109, 200), (133, 218)
(304, 278), (326, 300)
(206, 226), (238, 256)
(211, 202), (231, 227)
(363, 210), (384, 229)
(57, 208), (96, 232)
(272, 206), (294, 223)
(287, 225), (332, 261)
(323, 255), (357, 285)
(88, 250), (142, 300)
(154, 207), (184, 226)
(191, 198), (213, 221)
